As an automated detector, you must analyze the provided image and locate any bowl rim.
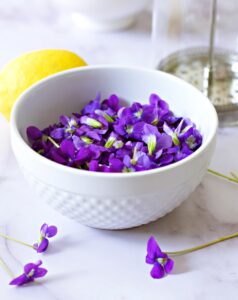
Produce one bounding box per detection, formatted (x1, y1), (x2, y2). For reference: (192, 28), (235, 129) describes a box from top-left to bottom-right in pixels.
(10, 64), (218, 179)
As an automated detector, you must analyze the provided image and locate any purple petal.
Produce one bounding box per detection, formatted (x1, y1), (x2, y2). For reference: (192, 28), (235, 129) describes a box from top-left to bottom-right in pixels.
(174, 151), (188, 162)
(36, 238), (49, 253)
(157, 134), (172, 149)
(89, 160), (99, 171)
(142, 124), (160, 155)
(146, 236), (163, 264)
(102, 94), (120, 112)
(179, 127), (202, 150)
(89, 144), (106, 160)
(107, 94), (120, 112)
(149, 93), (162, 106)
(59, 115), (69, 126)
(76, 124), (90, 136)
(113, 119), (127, 136)
(175, 119), (185, 135)
(137, 152), (151, 169)
(24, 263), (36, 275)
(46, 225), (57, 238)
(123, 155), (132, 168)
(150, 93), (169, 111)
(35, 260), (43, 267)
(72, 135), (84, 150)
(9, 274), (30, 286)
(159, 154), (174, 166)
(27, 126), (42, 141)
(131, 122), (145, 140)
(50, 128), (64, 140)
(166, 146), (180, 154)
(99, 164), (111, 172)
(132, 102), (142, 110)
(116, 147), (133, 159)
(155, 149), (163, 159)
(163, 112), (181, 125)
(150, 262), (165, 279)
(82, 93), (101, 114)
(143, 124), (160, 138)
(109, 157), (124, 172)
(40, 223), (48, 235)
(34, 267), (48, 278)
(75, 147), (92, 164)
(181, 143), (193, 155)
(142, 105), (158, 124)
(60, 140), (75, 159)
(164, 258), (174, 274)
(86, 130), (101, 141)
(163, 122), (174, 136)
(50, 148), (66, 164)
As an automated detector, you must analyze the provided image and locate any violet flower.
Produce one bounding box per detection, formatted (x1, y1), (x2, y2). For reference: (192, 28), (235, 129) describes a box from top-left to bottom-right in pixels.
(142, 124), (172, 157)
(27, 93), (203, 173)
(33, 223), (57, 253)
(146, 236), (174, 279)
(123, 142), (152, 171)
(27, 126), (42, 141)
(179, 127), (203, 150)
(142, 124), (160, 155)
(50, 116), (79, 140)
(81, 93), (101, 114)
(101, 94), (121, 113)
(9, 260), (47, 286)
(146, 231), (238, 280)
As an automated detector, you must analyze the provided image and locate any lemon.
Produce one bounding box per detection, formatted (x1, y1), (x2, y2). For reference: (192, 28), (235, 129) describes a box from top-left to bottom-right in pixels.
(0, 49), (87, 120)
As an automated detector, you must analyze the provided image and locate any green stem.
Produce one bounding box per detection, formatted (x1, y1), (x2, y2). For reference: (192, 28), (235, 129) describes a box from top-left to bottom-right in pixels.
(230, 171), (238, 180)
(207, 169), (238, 184)
(0, 233), (34, 249)
(166, 232), (238, 256)
(0, 256), (14, 278)
(47, 136), (60, 148)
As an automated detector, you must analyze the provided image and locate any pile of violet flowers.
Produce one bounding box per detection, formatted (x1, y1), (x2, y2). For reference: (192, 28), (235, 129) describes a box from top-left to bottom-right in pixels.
(27, 93), (202, 172)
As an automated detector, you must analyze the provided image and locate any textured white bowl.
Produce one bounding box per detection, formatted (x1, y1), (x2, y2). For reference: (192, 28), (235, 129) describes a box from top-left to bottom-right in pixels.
(10, 66), (218, 229)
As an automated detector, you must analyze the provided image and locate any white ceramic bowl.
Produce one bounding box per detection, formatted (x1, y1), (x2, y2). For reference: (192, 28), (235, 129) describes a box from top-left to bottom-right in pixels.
(10, 66), (218, 229)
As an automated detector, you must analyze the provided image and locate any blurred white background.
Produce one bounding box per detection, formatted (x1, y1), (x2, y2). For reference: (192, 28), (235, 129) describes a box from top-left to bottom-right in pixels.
(0, 0), (152, 68)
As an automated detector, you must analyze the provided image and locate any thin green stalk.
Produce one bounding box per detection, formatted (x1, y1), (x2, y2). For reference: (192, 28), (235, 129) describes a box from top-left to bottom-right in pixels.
(0, 256), (14, 278)
(47, 136), (60, 148)
(0, 233), (34, 249)
(167, 232), (238, 256)
(230, 171), (238, 180)
(207, 169), (238, 184)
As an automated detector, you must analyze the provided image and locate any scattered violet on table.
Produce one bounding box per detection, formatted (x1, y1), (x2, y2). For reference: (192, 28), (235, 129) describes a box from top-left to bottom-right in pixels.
(26, 93), (203, 173)
(146, 232), (238, 280)
(0, 223), (57, 252)
(33, 223), (58, 253)
(146, 236), (174, 279)
(9, 260), (47, 286)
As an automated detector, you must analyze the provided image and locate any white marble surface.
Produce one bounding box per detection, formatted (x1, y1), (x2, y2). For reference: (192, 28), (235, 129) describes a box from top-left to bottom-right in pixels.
(1, 3), (238, 299)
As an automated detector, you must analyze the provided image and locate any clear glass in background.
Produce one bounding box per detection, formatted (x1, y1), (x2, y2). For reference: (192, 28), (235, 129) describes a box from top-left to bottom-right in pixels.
(152, 0), (238, 126)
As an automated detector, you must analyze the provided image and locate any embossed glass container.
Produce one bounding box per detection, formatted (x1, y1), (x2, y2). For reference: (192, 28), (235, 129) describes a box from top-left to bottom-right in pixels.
(152, 0), (238, 125)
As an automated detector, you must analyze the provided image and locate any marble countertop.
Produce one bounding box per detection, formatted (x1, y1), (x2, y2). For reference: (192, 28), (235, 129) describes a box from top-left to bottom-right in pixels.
(1, 5), (238, 300)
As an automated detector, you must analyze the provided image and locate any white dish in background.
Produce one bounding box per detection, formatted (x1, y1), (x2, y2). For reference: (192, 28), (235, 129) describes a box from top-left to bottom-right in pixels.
(54, 0), (150, 31)
(10, 65), (218, 229)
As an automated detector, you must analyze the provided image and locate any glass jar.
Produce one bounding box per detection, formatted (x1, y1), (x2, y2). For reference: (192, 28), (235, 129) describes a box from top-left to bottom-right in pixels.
(152, 0), (238, 125)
